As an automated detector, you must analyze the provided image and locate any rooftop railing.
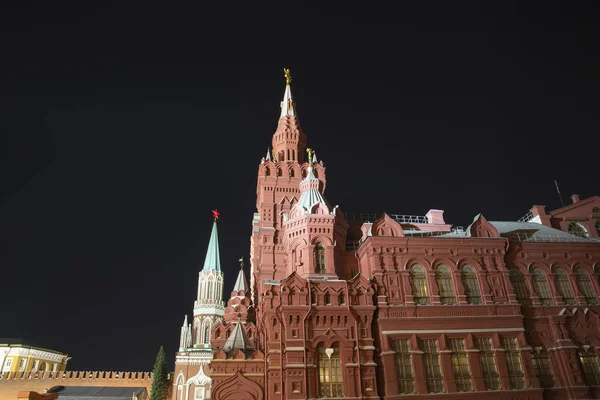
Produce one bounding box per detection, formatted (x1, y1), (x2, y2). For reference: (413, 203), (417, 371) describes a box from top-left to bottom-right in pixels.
(345, 213), (429, 224)
(517, 211), (534, 222)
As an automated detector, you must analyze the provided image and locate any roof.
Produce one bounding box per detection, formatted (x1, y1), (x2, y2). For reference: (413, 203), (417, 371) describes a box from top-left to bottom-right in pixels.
(202, 221), (221, 272)
(222, 323), (251, 352)
(296, 166), (330, 213)
(433, 220), (600, 243)
(0, 339), (68, 355)
(489, 221), (600, 243)
(50, 387), (146, 400)
(232, 268), (248, 292)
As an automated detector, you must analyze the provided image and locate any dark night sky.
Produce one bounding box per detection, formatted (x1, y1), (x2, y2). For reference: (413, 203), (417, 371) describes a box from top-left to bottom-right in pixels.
(0, 2), (598, 371)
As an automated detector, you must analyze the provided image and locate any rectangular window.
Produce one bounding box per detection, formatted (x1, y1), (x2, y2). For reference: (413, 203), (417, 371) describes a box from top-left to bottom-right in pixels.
(475, 338), (500, 390)
(502, 337), (525, 390)
(450, 338), (472, 392)
(579, 348), (600, 386)
(532, 348), (555, 388)
(393, 340), (414, 394)
(18, 359), (26, 370)
(420, 339), (444, 393)
(4, 358), (13, 370)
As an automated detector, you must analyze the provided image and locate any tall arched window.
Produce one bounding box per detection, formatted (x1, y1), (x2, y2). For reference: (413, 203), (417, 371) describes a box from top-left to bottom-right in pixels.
(411, 265), (430, 305)
(555, 268), (575, 305)
(532, 268), (552, 306)
(579, 345), (600, 385)
(204, 325), (210, 344)
(436, 265), (455, 305)
(569, 222), (589, 238)
(208, 281), (213, 298)
(509, 269), (529, 303)
(318, 345), (343, 397)
(532, 347), (555, 388)
(596, 220), (600, 236)
(461, 265), (482, 304)
(575, 268), (598, 305)
(315, 243), (326, 273)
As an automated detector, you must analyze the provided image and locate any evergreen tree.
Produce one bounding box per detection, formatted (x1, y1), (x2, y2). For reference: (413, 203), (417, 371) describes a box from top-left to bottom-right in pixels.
(149, 346), (169, 400)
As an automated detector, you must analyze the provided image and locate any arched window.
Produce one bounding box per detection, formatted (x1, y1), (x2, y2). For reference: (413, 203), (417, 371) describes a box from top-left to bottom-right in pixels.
(569, 222), (589, 238)
(208, 281), (213, 298)
(435, 265), (455, 305)
(338, 292), (345, 305)
(509, 269), (529, 303)
(596, 220), (600, 236)
(575, 268), (598, 305)
(532, 347), (555, 388)
(290, 168), (295, 177)
(555, 268), (575, 305)
(532, 268), (552, 306)
(579, 345), (600, 386)
(324, 293), (331, 304)
(410, 265), (430, 305)
(315, 243), (326, 273)
(265, 167), (270, 176)
(204, 325), (210, 344)
(461, 265), (482, 304)
(318, 345), (343, 397)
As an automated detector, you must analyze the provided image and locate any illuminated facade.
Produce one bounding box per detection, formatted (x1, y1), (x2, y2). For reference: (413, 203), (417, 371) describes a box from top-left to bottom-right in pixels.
(0, 340), (69, 374)
(172, 72), (600, 399)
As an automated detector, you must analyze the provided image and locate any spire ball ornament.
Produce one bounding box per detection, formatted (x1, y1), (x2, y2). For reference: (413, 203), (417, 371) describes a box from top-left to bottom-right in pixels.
(283, 68), (292, 85)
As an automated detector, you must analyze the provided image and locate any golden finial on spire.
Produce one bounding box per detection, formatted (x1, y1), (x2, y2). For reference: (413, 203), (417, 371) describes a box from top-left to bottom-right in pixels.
(238, 257), (244, 269)
(272, 149), (277, 162)
(283, 68), (292, 85)
(306, 148), (313, 163)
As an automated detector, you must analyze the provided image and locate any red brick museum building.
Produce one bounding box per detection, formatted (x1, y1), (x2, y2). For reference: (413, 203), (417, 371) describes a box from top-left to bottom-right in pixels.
(172, 72), (600, 400)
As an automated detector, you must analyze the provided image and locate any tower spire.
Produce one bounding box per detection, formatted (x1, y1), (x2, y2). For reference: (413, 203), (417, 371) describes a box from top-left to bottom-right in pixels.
(233, 257), (249, 293)
(202, 211), (221, 272)
(272, 68), (306, 163)
(280, 68), (296, 118)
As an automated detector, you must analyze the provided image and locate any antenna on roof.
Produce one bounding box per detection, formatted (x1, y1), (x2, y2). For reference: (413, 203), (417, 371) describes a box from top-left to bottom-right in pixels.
(554, 179), (565, 207)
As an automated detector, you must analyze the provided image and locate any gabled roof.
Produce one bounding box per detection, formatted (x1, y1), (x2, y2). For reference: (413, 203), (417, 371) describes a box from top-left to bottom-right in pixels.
(549, 195), (600, 216)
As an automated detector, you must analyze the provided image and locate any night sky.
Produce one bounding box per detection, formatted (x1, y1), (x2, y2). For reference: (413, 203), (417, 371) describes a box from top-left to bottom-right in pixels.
(1, 2), (598, 371)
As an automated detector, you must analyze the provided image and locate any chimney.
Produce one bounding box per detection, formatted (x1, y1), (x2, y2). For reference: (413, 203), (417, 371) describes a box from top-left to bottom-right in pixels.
(571, 194), (580, 204)
(426, 209), (445, 225)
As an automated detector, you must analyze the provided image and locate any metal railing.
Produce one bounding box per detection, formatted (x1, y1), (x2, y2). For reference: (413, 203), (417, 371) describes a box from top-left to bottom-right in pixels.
(345, 213), (429, 224)
(518, 211), (534, 222)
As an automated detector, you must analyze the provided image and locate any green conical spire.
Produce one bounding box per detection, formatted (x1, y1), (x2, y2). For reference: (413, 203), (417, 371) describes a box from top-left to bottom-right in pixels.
(202, 220), (221, 272)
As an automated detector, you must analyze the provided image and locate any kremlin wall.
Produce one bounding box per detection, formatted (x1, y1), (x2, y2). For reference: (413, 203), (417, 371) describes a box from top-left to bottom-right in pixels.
(2, 71), (600, 400)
